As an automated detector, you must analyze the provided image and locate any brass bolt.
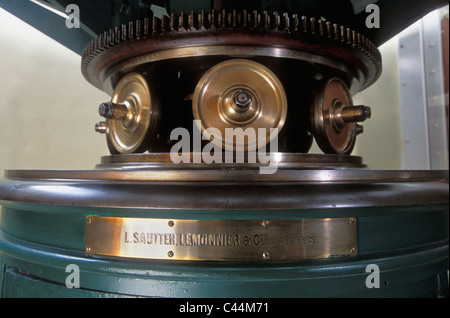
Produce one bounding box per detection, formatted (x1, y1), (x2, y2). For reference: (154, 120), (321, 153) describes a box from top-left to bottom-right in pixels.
(356, 124), (364, 135)
(168, 220), (174, 227)
(341, 105), (372, 123)
(332, 104), (372, 130)
(262, 251), (270, 259)
(167, 251), (174, 258)
(94, 122), (107, 134)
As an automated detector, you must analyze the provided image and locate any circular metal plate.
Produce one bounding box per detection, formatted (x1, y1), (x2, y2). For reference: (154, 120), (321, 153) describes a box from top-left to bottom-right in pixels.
(106, 73), (159, 154)
(3, 166), (447, 184)
(97, 153), (366, 169)
(193, 59), (287, 151)
(311, 78), (356, 154)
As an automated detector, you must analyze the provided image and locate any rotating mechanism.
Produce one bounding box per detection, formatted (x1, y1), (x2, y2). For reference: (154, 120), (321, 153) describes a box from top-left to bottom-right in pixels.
(0, 5), (448, 298)
(97, 73), (159, 154)
(192, 59), (287, 151)
(82, 9), (382, 162)
(311, 78), (371, 154)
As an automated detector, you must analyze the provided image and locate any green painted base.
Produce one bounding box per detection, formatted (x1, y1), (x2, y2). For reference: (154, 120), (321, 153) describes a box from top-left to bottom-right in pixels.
(0, 205), (448, 297)
(0, 180), (448, 297)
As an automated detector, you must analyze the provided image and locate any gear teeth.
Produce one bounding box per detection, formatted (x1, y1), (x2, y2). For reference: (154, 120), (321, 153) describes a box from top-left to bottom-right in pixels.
(291, 14), (299, 32)
(159, 15), (166, 34)
(199, 10), (206, 30)
(272, 12), (280, 31)
(135, 20), (141, 39)
(318, 19), (323, 36)
(325, 21), (331, 38)
(142, 17), (150, 36)
(208, 10), (216, 29)
(82, 8), (381, 47)
(188, 11), (195, 31)
(310, 17), (317, 35)
(281, 13), (289, 32)
(178, 12), (186, 32)
(128, 22), (134, 40)
(168, 13), (175, 32)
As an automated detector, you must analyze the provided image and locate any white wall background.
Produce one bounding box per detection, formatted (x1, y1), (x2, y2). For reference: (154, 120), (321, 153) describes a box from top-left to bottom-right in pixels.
(0, 7), (108, 173)
(352, 36), (403, 169)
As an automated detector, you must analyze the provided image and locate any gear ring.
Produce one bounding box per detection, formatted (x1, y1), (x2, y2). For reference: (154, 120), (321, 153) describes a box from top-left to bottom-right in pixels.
(81, 9), (382, 95)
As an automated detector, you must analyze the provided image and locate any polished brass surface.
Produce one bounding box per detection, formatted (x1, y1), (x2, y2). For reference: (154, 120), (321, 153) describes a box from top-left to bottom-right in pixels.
(193, 59), (287, 151)
(97, 153), (366, 169)
(85, 216), (358, 261)
(311, 78), (363, 154)
(105, 73), (159, 154)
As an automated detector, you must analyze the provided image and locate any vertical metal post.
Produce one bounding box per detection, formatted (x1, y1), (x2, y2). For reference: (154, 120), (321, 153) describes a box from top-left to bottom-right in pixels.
(422, 10), (449, 169)
(398, 9), (449, 170)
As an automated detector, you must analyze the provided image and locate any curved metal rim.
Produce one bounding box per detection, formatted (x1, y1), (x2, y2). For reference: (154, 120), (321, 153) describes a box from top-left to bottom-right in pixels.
(2, 167), (448, 184)
(102, 44), (358, 94)
(0, 172), (448, 210)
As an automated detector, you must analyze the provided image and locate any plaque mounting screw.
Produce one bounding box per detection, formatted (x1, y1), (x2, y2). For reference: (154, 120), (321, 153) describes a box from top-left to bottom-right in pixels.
(261, 220), (269, 228)
(167, 251), (174, 258)
(351, 247), (357, 254)
(262, 251), (270, 259)
(348, 217), (356, 225)
(168, 220), (174, 227)
(87, 217), (93, 224)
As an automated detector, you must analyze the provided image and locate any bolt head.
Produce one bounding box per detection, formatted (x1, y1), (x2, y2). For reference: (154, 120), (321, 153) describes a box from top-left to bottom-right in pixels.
(99, 102), (113, 118)
(233, 90), (252, 108)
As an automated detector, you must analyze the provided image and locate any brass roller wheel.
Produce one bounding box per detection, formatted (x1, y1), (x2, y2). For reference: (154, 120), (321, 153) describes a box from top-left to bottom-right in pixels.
(311, 78), (371, 155)
(102, 73), (160, 154)
(192, 59), (287, 152)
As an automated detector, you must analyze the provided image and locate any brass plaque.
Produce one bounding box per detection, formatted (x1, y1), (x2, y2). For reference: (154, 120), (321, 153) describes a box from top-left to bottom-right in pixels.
(85, 216), (357, 261)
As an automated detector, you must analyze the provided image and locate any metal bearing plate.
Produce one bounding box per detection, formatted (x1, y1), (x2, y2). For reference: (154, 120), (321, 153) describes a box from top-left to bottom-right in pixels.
(106, 73), (159, 153)
(97, 153), (366, 169)
(193, 59), (287, 151)
(311, 78), (357, 154)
